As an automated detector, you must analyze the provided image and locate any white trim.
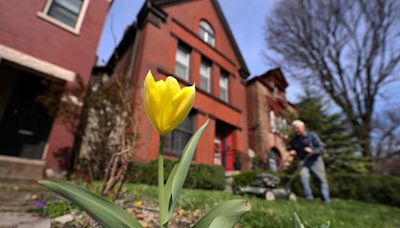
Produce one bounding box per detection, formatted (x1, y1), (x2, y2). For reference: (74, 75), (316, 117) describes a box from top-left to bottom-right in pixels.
(0, 44), (76, 81)
(37, 12), (79, 35)
(0, 155), (45, 165)
(41, 143), (50, 160)
(38, 0), (90, 35)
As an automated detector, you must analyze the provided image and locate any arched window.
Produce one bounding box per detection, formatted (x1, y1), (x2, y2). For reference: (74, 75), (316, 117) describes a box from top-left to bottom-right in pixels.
(199, 20), (215, 47)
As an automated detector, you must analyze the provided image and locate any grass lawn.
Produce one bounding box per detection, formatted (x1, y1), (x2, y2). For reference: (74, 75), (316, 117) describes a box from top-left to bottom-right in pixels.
(123, 183), (400, 228)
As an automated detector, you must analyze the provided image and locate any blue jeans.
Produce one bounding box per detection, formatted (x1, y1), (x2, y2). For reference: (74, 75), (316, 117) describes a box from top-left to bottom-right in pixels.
(300, 156), (331, 203)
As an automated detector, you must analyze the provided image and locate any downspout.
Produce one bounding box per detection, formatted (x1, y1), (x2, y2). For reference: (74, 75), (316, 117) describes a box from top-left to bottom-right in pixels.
(126, 23), (140, 87)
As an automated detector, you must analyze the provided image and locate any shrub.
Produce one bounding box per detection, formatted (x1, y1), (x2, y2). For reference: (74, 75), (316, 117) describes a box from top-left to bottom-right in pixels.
(233, 171), (400, 207)
(127, 160), (226, 190)
(290, 173), (400, 207)
(232, 170), (288, 190)
(44, 199), (71, 218)
(232, 170), (261, 190)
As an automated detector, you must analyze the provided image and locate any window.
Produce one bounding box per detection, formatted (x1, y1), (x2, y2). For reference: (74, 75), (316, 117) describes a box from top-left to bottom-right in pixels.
(200, 59), (211, 92)
(174, 43), (191, 81)
(278, 116), (287, 130)
(199, 20), (215, 47)
(269, 111), (276, 132)
(164, 113), (195, 156)
(277, 116), (288, 137)
(269, 111), (288, 136)
(219, 70), (229, 102)
(47, 0), (83, 27)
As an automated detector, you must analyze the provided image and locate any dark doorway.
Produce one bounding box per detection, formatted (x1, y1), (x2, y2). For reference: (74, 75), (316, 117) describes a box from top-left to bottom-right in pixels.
(0, 63), (60, 159)
(215, 120), (236, 171)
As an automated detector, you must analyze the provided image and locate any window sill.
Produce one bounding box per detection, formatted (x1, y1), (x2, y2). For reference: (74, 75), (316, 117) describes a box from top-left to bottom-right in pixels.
(37, 12), (80, 36)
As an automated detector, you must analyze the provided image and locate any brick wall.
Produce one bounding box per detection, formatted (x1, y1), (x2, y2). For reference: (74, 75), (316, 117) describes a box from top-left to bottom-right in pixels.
(0, 0), (110, 81)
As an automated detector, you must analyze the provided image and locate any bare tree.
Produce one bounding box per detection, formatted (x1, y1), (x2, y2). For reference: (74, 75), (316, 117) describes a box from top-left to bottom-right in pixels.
(77, 73), (139, 198)
(265, 0), (400, 156)
(372, 111), (400, 159)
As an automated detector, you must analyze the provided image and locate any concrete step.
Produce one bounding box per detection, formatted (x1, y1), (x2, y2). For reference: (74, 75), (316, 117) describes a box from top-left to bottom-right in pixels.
(0, 155), (44, 180)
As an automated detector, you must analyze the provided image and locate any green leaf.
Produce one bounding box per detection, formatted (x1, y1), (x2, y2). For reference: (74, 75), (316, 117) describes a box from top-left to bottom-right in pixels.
(192, 199), (251, 228)
(319, 220), (331, 228)
(163, 120), (209, 225)
(293, 213), (305, 228)
(38, 180), (143, 228)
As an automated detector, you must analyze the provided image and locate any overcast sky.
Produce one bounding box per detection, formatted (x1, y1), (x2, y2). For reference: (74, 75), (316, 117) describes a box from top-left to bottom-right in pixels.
(96, 0), (303, 102)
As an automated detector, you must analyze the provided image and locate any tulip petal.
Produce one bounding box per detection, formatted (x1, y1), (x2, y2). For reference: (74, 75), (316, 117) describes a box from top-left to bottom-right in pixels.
(143, 71), (195, 136)
(160, 77), (181, 134)
(166, 85), (195, 133)
(144, 71), (162, 132)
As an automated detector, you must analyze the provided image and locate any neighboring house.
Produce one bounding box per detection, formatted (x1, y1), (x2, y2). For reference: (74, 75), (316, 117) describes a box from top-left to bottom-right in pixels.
(0, 0), (111, 179)
(100, 0), (250, 171)
(246, 68), (297, 172)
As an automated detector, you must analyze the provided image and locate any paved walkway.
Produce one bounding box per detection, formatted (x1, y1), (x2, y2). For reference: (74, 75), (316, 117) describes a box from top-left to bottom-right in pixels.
(0, 180), (50, 228)
(0, 212), (50, 228)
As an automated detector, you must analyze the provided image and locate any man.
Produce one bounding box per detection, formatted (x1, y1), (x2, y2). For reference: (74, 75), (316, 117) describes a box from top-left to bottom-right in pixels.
(289, 120), (331, 203)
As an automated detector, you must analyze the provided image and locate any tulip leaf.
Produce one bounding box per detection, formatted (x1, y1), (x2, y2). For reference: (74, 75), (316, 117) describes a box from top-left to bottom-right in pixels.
(319, 221), (331, 228)
(293, 213), (305, 228)
(163, 120), (209, 225)
(38, 180), (143, 228)
(192, 199), (251, 228)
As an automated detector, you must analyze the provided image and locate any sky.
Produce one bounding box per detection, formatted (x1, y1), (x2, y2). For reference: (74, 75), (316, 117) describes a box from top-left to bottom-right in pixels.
(96, 0), (303, 102)
(96, 0), (399, 110)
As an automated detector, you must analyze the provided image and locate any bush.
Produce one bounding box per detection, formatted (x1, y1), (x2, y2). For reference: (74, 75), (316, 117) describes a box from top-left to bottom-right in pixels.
(44, 199), (71, 218)
(232, 170), (288, 190)
(285, 172), (400, 207)
(233, 171), (400, 206)
(127, 160), (226, 190)
(232, 170), (261, 190)
(329, 173), (400, 207)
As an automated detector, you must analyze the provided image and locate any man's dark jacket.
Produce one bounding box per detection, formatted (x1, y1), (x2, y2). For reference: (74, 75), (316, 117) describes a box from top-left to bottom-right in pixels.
(290, 131), (324, 160)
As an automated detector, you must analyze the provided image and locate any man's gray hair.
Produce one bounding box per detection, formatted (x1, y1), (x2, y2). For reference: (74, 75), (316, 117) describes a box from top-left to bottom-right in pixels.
(292, 120), (305, 127)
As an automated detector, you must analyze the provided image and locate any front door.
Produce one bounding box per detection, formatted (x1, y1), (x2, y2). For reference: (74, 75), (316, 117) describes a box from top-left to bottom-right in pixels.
(0, 64), (56, 159)
(214, 134), (234, 171)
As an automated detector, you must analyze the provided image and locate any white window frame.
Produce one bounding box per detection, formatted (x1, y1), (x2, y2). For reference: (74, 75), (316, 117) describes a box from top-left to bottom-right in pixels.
(199, 20), (215, 47)
(174, 44), (191, 81)
(200, 59), (211, 92)
(219, 71), (229, 102)
(37, 0), (90, 35)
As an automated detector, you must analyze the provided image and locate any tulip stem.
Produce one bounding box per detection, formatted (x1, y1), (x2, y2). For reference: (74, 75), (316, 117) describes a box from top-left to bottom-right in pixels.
(158, 135), (167, 227)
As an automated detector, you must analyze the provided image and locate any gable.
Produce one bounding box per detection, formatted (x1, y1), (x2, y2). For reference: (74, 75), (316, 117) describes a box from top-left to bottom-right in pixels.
(153, 0), (249, 77)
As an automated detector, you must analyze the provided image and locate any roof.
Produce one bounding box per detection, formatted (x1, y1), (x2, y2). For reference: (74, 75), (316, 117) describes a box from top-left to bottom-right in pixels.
(105, 0), (250, 78)
(106, 22), (138, 72)
(246, 68), (289, 91)
(210, 0), (250, 78)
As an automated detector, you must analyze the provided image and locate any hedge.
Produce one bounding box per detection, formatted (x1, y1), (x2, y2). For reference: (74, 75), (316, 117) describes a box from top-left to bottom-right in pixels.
(127, 160), (226, 190)
(233, 171), (400, 207)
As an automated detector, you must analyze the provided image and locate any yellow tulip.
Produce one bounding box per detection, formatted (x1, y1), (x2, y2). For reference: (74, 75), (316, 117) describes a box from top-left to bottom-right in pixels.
(144, 70), (195, 136)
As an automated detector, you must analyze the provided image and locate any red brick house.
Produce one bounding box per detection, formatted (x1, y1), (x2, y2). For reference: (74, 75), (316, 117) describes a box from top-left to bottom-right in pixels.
(102, 0), (250, 171)
(0, 0), (111, 179)
(246, 68), (297, 171)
